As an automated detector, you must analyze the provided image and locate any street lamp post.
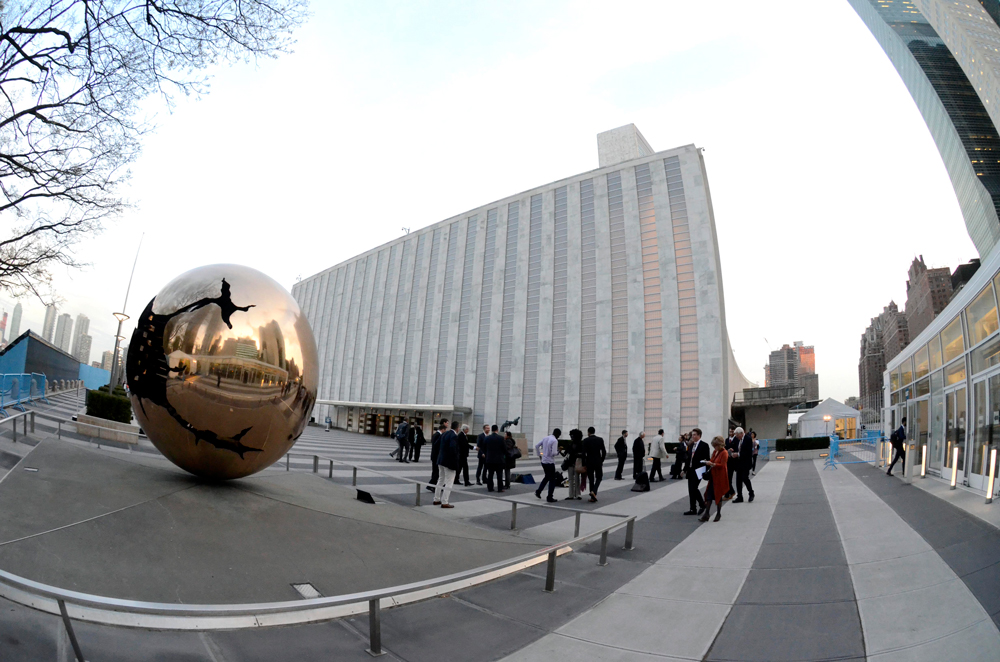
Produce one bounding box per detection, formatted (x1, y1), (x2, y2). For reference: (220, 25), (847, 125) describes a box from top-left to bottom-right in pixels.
(823, 414), (832, 437)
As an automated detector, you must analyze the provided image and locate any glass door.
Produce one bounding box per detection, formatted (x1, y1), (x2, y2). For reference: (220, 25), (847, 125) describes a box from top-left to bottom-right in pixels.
(943, 386), (967, 481)
(969, 374), (1000, 491)
(930, 390), (945, 473)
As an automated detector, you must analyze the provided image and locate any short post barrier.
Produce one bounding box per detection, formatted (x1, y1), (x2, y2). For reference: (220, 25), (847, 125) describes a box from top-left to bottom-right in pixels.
(57, 599), (86, 662)
(12, 416), (16, 443)
(329, 460), (333, 478)
(599, 530), (609, 566)
(23, 415), (27, 439)
(29, 411), (34, 433)
(352, 466), (358, 486)
(415, 483), (421, 506)
(367, 598), (383, 657)
(544, 549), (557, 592)
(574, 511), (581, 537)
(286, 454), (290, 471)
(624, 518), (635, 550)
(57, 421), (62, 439)
(313, 455), (319, 473)
(510, 502), (517, 530)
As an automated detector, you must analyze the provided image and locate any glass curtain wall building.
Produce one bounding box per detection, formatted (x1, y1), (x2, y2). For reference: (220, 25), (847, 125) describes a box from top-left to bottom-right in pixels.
(292, 126), (752, 442)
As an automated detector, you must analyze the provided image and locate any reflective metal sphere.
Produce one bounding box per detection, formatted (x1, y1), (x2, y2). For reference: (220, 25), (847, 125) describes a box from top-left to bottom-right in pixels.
(125, 264), (318, 480)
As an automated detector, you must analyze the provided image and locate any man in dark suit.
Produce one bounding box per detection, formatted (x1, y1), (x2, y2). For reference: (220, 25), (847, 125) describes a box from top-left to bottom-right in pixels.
(454, 424), (473, 486)
(684, 428), (709, 516)
(433, 420), (460, 508)
(632, 431), (646, 480)
(483, 425), (507, 493)
(614, 430), (629, 480)
(724, 426), (737, 499)
(583, 427), (607, 502)
(475, 424), (489, 485)
(732, 426), (755, 503)
(426, 419), (447, 492)
(887, 417), (907, 476)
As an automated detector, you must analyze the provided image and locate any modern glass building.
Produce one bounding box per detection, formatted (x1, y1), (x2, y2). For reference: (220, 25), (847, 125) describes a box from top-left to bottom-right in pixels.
(849, 0), (1000, 256)
(292, 126), (751, 441)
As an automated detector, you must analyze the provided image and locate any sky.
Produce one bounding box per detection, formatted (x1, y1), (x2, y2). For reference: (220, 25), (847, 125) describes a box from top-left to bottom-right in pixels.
(12, 0), (979, 400)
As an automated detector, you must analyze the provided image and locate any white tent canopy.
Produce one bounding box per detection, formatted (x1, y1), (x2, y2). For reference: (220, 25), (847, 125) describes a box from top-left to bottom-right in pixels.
(797, 398), (862, 439)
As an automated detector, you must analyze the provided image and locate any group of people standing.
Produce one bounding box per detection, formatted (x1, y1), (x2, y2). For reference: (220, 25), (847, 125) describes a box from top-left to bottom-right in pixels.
(680, 426), (758, 522)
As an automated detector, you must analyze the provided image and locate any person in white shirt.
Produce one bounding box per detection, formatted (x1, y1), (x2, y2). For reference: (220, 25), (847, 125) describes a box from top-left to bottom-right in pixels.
(534, 428), (561, 503)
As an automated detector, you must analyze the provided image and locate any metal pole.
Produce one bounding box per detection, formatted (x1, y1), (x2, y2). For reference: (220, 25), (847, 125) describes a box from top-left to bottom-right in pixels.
(329, 460), (333, 478)
(510, 502), (517, 530)
(58, 599), (86, 662)
(623, 518), (635, 550)
(23, 415), (27, 438)
(286, 454), (290, 471)
(57, 421), (61, 439)
(30, 411), (34, 433)
(574, 511), (581, 537)
(109, 317), (125, 390)
(12, 416), (16, 443)
(366, 598), (384, 656)
(313, 455), (319, 473)
(599, 530), (609, 566)
(544, 550), (557, 592)
(415, 483), (421, 506)
(352, 466), (358, 486)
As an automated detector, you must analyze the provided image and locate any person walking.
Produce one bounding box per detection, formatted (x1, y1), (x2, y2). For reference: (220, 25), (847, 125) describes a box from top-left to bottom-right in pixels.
(484, 425), (507, 493)
(700, 436), (729, 522)
(475, 424), (489, 485)
(632, 431), (646, 480)
(684, 428), (709, 516)
(887, 417), (907, 476)
(410, 424), (423, 462)
(671, 432), (689, 479)
(392, 419), (409, 463)
(564, 429), (585, 500)
(723, 426), (738, 499)
(648, 429), (668, 482)
(614, 430), (629, 480)
(583, 426), (606, 502)
(454, 424), (473, 486)
(504, 431), (520, 490)
(433, 421), (459, 508)
(426, 419), (447, 492)
(534, 428), (561, 502)
(732, 426), (755, 503)
(751, 431), (759, 475)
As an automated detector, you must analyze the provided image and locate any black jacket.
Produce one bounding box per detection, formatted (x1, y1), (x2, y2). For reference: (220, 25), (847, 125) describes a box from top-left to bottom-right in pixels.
(685, 440), (710, 476)
(504, 436), (517, 468)
(457, 431), (471, 459)
(430, 430), (442, 463)
(674, 442), (689, 464)
(476, 432), (488, 458)
(615, 436), (628, 456)
(583, 435), (607, 467)
(436, 430), (458, 470)
(484, 432), (507, 465)
(736, 435), (754, 469)
(632, 437), (645, 459)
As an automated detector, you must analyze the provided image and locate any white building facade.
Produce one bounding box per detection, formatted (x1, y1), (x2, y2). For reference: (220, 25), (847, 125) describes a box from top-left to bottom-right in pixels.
(293, 127), (750, 441)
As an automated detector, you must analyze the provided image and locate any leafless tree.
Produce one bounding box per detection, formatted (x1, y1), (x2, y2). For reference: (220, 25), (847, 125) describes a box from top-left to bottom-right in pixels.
(0, 0), (307, 299)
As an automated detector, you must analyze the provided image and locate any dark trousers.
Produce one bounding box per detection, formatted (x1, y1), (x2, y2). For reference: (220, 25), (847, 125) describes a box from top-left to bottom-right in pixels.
(428, 460), (438, 489)
(888, 445), (906, 474)
(751, 454), (758, 472)
(726, 465), (736, 496)
(615, 453), (627, 480)
(650, 458), (663, 480)
(736, 466), (753, 498)
(411, 444), (420, 462)
(454, 457), (470, 484)
(670, 457), (684, 478)
(587, 467), (603, 495)
(633, 455), (644, 480)
(476, 456), (485, 482)
(688, 475), (705, 512)
(536, 462), (557, 498)
(485, 463), (505, 492)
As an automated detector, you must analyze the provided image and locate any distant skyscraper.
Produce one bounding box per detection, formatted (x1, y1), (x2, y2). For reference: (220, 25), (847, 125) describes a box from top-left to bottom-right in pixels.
(904, 255), (953, 338)
(765, 342), (819, 401)
(54, 313), (73, 353)
(77, 334), (92, 366)
(9, 303), (21, 340)
(100, 350), (114, 371)
(71, 314), (90, 360)
(42, 304), (57, 343)
(849, 0), (1000, 256)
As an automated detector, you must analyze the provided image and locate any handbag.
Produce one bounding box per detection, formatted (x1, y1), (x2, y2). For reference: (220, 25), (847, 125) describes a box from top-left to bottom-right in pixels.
(575, 458), (586, 474)
(508, 446), (522, 460)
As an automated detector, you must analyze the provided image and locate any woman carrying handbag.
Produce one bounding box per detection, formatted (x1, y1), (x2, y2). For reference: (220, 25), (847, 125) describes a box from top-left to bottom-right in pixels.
(700, 436), (729, 522)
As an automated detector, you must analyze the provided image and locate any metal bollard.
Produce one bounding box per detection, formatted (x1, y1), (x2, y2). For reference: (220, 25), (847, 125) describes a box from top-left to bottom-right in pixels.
(313, 455), (319, 473)
(12, 417), (16, 443)
(623, 518), (635, 551)
(286, 454), (290, 471)
(599, 530), (609, 566)
(352, 466), (357, 486)
(30, 412), (34, 433)
(510, 502), (517, 530)
(544, 549), (557, 592)
(23, 415), (27, 438)
(329, 460), (333, 478)
(367, 598), (384, 656)
(415, 482), (421, 506)
(574, 511), (581, 537)
(57, 421), (61, 439)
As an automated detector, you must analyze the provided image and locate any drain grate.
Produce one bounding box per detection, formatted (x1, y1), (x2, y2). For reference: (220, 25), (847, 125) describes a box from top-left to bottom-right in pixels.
(291, 583), (321, 599)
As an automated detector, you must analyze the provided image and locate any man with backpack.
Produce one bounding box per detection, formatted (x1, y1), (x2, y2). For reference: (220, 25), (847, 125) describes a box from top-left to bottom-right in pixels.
(887, 417), (907, 477)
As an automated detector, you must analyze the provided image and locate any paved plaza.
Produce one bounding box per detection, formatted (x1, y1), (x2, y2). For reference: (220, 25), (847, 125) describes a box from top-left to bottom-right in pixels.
(0, 420), (998, 660)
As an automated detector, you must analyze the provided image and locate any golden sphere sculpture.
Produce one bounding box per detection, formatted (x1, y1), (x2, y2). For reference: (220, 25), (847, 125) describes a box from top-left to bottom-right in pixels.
(125, 264), (318, 480)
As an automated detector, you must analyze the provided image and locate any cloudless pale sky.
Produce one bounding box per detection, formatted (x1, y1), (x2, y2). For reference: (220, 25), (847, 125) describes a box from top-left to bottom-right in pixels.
(14, 1), (978, 401)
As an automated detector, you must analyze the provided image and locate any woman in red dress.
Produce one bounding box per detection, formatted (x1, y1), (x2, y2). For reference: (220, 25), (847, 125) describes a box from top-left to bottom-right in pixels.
(700, 436), (729, 522)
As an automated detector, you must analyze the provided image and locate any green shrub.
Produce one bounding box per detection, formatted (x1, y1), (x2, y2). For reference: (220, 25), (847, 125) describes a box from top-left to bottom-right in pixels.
(775, 436), (830, 453)
(86, 389), (133, 424)
(97, 384), (127, 397)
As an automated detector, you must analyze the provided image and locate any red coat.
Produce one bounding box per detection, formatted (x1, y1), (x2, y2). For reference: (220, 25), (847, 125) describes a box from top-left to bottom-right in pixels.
(704, 449), (729, 504)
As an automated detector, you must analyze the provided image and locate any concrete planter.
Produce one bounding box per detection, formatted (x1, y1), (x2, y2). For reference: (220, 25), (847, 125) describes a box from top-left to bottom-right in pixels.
(76, 413), (140, 445)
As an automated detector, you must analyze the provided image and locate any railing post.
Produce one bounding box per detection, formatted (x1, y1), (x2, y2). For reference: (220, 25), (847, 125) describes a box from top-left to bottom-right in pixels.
(313, 455), (319, 473)
(57, 421), (62, 439)
(329, 460), (333, 478)
(623, 518), (635, 551)
(510, 502), (517, 530)
(544, 549), (557, 592)
(23, 415), (27, 438)
(574, 511), (581, 537)
(366, 598), (384, 656)
(12, 416), (16, 443)
(286, 454), (290, 471)
(30, 411), (34, 433)
(415, 482), (421, 506)
(352, 466), (358, 486)
(599, 530), (609, 566)
(57, 599), (86, 662)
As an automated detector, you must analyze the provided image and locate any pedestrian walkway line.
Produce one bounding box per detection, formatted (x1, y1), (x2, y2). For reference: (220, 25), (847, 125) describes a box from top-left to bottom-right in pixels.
(501, 460), (790, 662)
(819, 459), (1000, 661)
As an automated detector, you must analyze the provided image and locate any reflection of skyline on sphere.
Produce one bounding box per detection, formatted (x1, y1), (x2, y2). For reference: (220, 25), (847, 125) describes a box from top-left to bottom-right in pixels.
(127, 264), (318, 480)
